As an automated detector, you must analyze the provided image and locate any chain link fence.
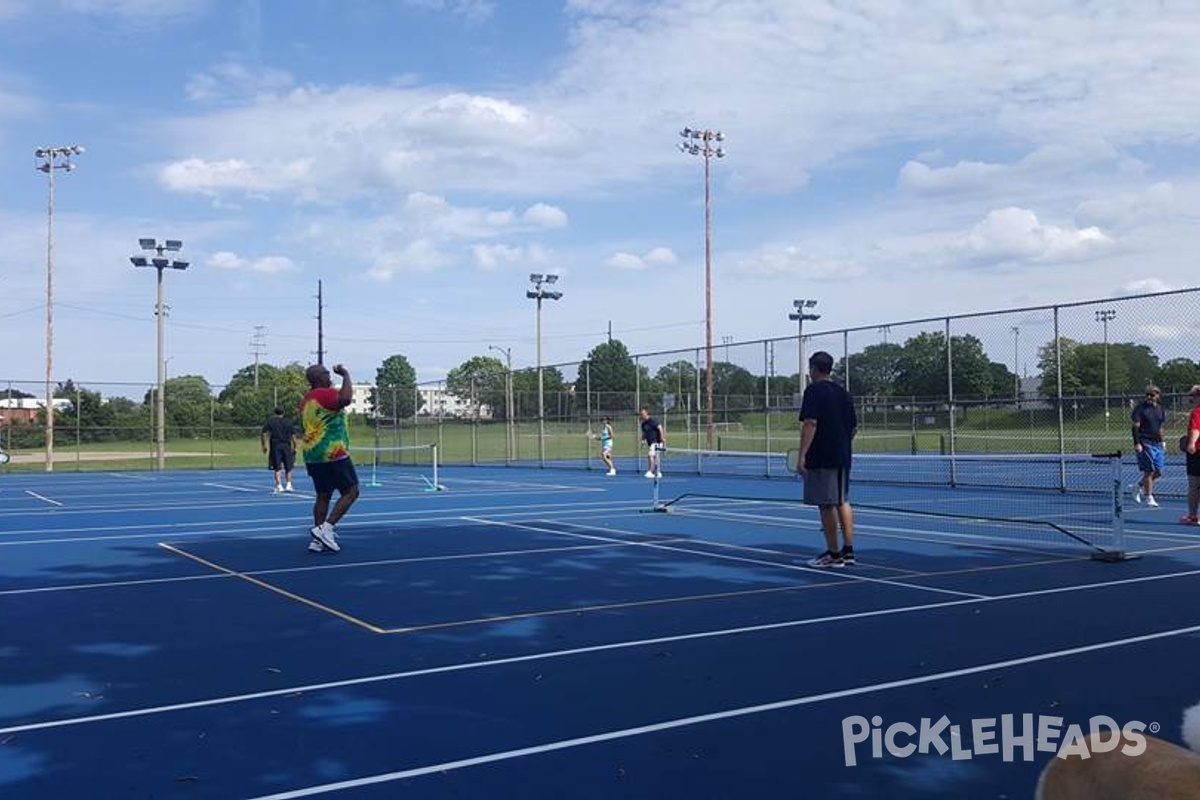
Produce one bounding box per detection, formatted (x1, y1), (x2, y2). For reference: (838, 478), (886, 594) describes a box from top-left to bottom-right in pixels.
(4, 287), (1199, 493)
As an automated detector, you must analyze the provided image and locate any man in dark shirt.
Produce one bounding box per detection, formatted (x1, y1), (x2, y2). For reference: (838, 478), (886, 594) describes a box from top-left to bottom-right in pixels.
(1131, 385), (1167, 507)
(261, 405), (299, 493)
(639, 407), (666, 478)
(797, 351), (857, 568)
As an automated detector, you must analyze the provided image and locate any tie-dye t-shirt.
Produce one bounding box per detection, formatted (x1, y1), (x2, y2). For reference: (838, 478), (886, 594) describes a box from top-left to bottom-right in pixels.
(300, 387), (351, 464)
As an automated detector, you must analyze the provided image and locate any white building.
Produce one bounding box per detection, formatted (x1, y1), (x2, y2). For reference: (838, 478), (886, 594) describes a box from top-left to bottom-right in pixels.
(347, 384), (486, 418)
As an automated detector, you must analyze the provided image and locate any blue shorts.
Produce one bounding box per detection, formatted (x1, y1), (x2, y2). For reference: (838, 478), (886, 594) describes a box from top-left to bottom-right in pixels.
(305, 458), (359, 494)
(1137, 442), (1166, 475)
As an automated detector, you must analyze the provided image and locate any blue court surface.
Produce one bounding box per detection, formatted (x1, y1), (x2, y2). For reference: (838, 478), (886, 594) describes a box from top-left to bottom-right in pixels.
(3, 462), (1200, 798)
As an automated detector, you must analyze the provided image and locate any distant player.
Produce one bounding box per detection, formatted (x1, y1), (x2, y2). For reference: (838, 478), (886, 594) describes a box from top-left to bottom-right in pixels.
(639, 407), (665, 478)
(300, 363), (360, 553)
(261, 405), (299, 493)
(1131, 384), (1166, 507)
(598, 416), (616, 475)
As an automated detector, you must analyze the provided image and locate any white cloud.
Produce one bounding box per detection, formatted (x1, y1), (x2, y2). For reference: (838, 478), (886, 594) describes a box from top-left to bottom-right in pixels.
(735, 246), (864, 279)
(208, 251), (297, 274)
(606, 246), (677, 271)
(401, 0), (494, 23)
(958, 207), (1111, 265)
(471, 243), (552, 271)
(899, 160), (1007, 194)
(1075, 183), (1177, 230)
(185, 61), (295, 103)
(160, 157), (314, 196)
(368, 239), (451, 280)
(1120, 278), (1177, 296)
(522, 203), (568, 229)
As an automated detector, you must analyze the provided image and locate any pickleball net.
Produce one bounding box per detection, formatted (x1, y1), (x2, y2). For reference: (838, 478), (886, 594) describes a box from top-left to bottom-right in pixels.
(648, 447), (1129, 561)
(351, 443), (445, 491)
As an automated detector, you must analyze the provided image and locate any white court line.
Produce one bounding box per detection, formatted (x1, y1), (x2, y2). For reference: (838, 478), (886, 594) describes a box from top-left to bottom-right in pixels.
(0, 499), (657, 543)
(202, 483), (259, 493)
(24, 490), (62, 507)
(466, 517), (987, 600)
(4, 566), (1200, 737)
(103, 472), (157, 481)
(244, 620), (1200, 799)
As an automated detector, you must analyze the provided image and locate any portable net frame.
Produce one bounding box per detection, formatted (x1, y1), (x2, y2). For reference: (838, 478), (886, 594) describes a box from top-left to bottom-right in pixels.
(646, 447), (1130, 561)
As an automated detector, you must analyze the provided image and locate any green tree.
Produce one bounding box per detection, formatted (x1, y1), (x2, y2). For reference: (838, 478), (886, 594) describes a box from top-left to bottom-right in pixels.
(1037, 337), (1082, 397)
(838, 343), (904, 398)
(512, 366), (564, 419)
(445, 356), (508, 417)
(217, 363), (309, 428)
(894, 332), (993, 398)
(372, 355), (421, 419)
(577, 340), (640, 412)
(713, 362), (756, 399)
(163, 375), (215, 436)
(1156, 358), (1200, 393)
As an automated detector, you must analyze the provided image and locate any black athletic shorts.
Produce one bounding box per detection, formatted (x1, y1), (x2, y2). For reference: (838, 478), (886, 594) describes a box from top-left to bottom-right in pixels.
(268, 444), (295, 472)
(305, 458), (359, 494)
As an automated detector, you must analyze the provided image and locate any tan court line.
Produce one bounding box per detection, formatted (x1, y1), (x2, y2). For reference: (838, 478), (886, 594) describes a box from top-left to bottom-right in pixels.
(157, 542), (387, 634)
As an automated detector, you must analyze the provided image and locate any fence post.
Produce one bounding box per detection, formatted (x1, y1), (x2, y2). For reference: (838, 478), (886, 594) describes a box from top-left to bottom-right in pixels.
(1054, 306), (1067, 489)
(945, 317), (957, 485)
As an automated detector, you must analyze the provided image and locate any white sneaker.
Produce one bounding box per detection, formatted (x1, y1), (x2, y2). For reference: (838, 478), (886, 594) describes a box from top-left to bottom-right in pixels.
(285, 482), (294, 492)
(1134, 487), (1144, 504)
(1147, 496), (1159, 508)
(311, 522), (340, 552)
(308, 540), (325, 553)
(645, 470), (655, 478)
(607, 469), (616, 476)
(273, 485), (283, 494)
(655, 472), (662, 478)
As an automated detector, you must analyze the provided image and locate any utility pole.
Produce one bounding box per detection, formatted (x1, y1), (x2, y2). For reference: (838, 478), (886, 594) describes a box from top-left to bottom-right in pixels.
(250, 326), (267, 389)
(315, 280), (325, 365)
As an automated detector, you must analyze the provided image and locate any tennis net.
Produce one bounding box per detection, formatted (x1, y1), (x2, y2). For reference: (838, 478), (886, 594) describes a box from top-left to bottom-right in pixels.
(655, 447), (1128, 560)
(351, 443), (445, 491)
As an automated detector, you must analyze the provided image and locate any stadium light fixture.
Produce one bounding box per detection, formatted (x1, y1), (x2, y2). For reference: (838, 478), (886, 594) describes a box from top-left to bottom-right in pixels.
(789, 299), (822, 396)
(527, 273), (563, 465)
(678, 125), (726, 448)
(34, 144), (84, 472)
(131, 238), (191, 470)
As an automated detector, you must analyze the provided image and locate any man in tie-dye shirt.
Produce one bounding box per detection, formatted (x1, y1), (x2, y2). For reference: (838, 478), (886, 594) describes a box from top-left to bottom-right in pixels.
(300, 362), (360, 553)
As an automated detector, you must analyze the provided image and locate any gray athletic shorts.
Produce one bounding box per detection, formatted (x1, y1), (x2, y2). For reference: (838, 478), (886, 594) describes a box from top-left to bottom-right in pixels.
(804, 467), (849, 507)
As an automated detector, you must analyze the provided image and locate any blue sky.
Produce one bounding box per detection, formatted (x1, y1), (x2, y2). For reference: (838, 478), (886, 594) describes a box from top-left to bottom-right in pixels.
(2, 0), (1199, 393)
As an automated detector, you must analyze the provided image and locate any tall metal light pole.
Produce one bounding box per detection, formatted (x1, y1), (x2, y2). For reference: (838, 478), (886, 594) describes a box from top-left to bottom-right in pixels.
(35, 144), (84, 471)
(131, 239), (190, 470)
(1096, 309), (1116, 430)
(488, 344), (514, 461)
(527, 274), (562, 464)
(679, 126), (725, 449)
(790, 299), (821, 399)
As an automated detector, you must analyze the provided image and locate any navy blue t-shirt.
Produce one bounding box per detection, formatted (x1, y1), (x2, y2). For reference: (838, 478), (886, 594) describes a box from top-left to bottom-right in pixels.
(1131, 401), (1166, 445)
(799, 379), (856, 469)
(641, 416), (663, 445)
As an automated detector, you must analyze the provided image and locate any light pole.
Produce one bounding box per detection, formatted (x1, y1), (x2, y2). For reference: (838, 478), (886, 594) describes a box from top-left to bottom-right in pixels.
(35, 144), (84, 471)
(679, 126), (725, 449)
(789, 300), (821, 400)
(1096, 309), (1116, 430)
(526, 273), (562, 464)
(131, 239), (190, 470)
(488, 344), (515, 461)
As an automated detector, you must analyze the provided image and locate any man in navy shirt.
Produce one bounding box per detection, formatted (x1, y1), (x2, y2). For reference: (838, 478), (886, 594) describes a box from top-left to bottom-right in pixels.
(1131, 384), (1167, 507)
(797, 351), (857, 567)
(639, 408), (665, 478)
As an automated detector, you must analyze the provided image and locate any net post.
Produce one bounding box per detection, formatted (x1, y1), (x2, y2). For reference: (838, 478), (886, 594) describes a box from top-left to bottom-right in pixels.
(369, 447), (382, 488)
(1092, 451), (1132, 562)
(424, 443), (446, 492)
